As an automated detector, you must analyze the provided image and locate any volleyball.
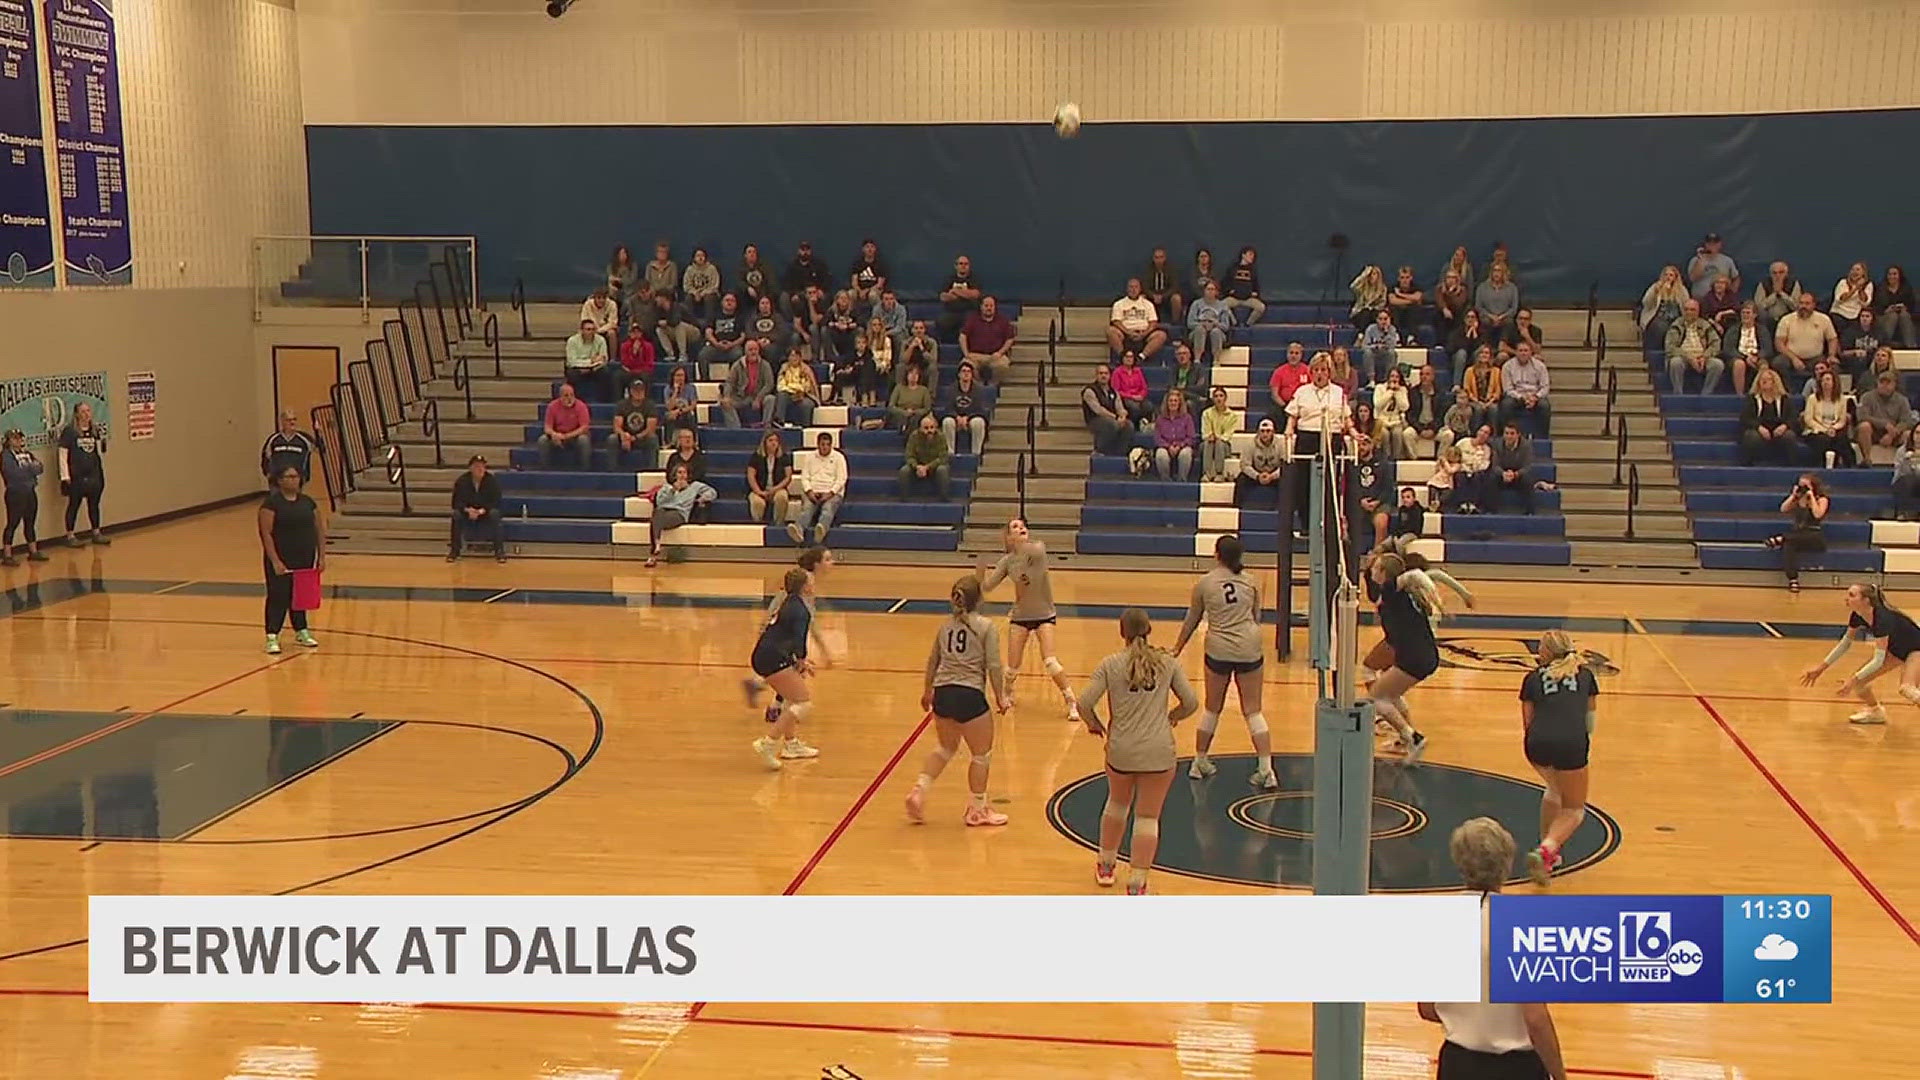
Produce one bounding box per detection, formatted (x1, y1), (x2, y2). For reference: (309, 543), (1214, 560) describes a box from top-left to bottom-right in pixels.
(1052, 102), (1081, 138)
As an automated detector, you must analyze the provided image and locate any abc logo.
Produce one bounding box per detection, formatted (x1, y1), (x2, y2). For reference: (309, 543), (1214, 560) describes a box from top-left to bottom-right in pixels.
(1666, 940), (1704, 977)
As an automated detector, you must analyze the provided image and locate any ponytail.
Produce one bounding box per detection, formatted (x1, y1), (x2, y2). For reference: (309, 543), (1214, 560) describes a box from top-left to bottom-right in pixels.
(1538, 629), (1583, 681)
(1120, 608), (1163, 691)
(1215, 534), (1245, 574)
(950, 575), (982, 616)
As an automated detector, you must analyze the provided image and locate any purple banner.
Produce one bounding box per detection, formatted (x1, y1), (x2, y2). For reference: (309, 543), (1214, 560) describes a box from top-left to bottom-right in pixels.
(0, 0), (54, 287)
(43, 0), (127, 284)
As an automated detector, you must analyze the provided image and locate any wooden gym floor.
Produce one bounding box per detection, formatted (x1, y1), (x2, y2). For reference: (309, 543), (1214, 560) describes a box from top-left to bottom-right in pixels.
(0, 505), (1914, 1079)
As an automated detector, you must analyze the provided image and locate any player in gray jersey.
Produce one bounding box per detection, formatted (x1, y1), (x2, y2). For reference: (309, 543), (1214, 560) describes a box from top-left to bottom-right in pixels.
(1075, 608), (1199, 894)
(1171, 534), (1278, 788)
(977, 518), (1081, 721)
(744, 546), (835, 759)
(906, 577), (1012, 827)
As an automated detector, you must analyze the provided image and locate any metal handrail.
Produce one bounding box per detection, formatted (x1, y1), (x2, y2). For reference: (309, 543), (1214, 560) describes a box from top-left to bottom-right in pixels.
(445, 243), (476, 328)
(483, 311), (502, 377)
(1591, 321), (1609, 390)
(1601, 367), (1619, 436)
(1613, 414), (1628, 485)
(450, 352), (475, 422)
(1583, 281), (1598, 348)
(1047, 318), (1060, 388)
(386, 444), (411, 514)
(1025, 405), (1039, 476)
(426, 260), (457, 359)
(1015, 452), (1028, 521)
(421, 397), (444, 468)
(511, 277), (529, 339)
(1626, 462), (1640, 540)
(1035, 352), (1049, 431)
(311, 403), (349, 500)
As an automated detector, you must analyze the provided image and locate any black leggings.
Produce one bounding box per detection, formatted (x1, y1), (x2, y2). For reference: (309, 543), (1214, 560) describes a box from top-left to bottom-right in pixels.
(1437, 1040), (1548, 1079)
(264, 562), (309, 634)
(4, 489), (36, 548)
(64, 478), (102, 532)
(1773, 525), (1826, 582)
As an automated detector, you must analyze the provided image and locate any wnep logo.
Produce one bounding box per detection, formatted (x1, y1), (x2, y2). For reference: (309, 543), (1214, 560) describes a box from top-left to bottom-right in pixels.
(1490, 895), (1723, 1003)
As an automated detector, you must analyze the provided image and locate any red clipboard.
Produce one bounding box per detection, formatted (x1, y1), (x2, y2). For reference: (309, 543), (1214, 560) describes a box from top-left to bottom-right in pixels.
(290, 568), (323, 612)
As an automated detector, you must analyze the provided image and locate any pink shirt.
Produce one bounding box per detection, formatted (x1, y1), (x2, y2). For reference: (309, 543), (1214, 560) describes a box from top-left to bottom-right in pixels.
(1111, 364), (1148, 401)
(545, 397), (591, 435)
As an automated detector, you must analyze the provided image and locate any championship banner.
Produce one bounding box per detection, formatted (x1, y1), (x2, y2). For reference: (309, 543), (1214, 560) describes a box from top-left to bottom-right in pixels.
(0, 0), (55, 287)
(0, 369), (107, 448)
(43, 0), (127, 284)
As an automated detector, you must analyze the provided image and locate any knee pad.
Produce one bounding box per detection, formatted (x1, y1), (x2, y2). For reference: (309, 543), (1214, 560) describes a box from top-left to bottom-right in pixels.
(1197, 710), (1221, 737)
(786, 701), (813, 722)
(1245, 712), (1269, 737)
(1101, 800), (1128, 824)
(1043, 657), (1065, 676)
(971, 749), (993, 767)
(1131, 817), (1160, 843)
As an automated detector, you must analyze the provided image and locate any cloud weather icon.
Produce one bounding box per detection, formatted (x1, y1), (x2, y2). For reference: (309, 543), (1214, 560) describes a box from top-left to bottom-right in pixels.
(1754, 934), (1800, 961)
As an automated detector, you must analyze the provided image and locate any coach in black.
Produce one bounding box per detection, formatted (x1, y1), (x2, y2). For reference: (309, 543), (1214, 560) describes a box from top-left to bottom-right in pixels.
(450, 455), (505, 562)
(261, 411), (323, 484)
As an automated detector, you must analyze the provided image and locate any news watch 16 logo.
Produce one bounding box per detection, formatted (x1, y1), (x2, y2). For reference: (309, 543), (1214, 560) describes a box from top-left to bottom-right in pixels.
(1490, 895), (1723, 1003)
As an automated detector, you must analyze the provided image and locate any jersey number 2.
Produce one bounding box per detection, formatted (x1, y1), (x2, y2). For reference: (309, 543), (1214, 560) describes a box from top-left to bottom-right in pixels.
(1222, 582), (1239, 604)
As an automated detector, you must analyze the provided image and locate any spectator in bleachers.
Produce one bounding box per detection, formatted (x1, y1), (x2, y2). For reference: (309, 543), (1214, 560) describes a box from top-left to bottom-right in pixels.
(1453, 424), (1495, 515)
(1373, 367), (1410, 459)
(661, 365), (700, 441)
(937, 255), (982, 343)
(1740, 368), (1799, 466)
(1484, 241), (1513, 285)
(1841, 307), (1891, 381)
(1767, 474), (1828, 592)
(1754, 261), (1802, 329)
(1722, 302), (1774, 397)
(1233, 418), (1285, 509)
(1474, 263), (1520, 339)
(606, 379), (661, 471)
(1267, 341), (1310, 411)
(663, 427), (707, 483)
(717, 340), (775, 428)
(629, 281), (660, 342)
(1461, 345), (1502, 432)
(782, 241), (831, 318)
(607, 246), (638, 315)
(898, 413), (952, 501)
(1801, 370), (1856, 468)
(1353, 435), (1391, 548)
(790, 284), (826, 360)
(682, 248), (722, 325)
(826, 331), (863, 406)
(1200, 386), (1238, 483)
(1083, 364), (1129, 456)
(1874, 265), (1917, 348)
(1351, 400), (1387, 455)
(1441, 247), (1474, 296)
(899, 320), (940, 393)
(1112, 350), (1153, 430)
(1855, 370), (1914, 464)
(1359, 308), (1401, 383)
(1687, 233), (1738, 299)
(747, 430), (794, 525)
(1143, 248), (1184, 324)
(1403, 365), (1445, 459)
(737, 244), (773, 312)
(747, 295), (788, 361)
(873, 291), (908, 350)
(1775, 291), (1838, 384)
(565, 318), (614, 401)
(656, 299), (700, 363)
(700, 293), (747, 367)
(1434, 268), (1470, 340)
(581, 286), (619, 352)
(1388, 266), (1428, 336)
(865, 319), (895, 400)
(1224, 246), (1266, 326)
(617, 320), (658, 393)
(1500, 340), (1552, 436)
(790, 431), (847, 544)
(1664, 299), (1726, 394)
(645, 240), (678, 301)
(538, 383), (592, 470)
(448, 454), (504, 563)
(1831, 262), (1873, 325)
(1187, 281), (1230, 362)
(1799, 358), (1837, 398)
(1499, 307), (1544, 360)
(887, 363), (933, 432)
(1447, 309), (1494, 386)
(1385, 486), (1425, 551)
(851, 331), (886, 407)
(1349, 265), (1388, 330)
(1152, 389), (1196, 482)
(939, 361), (991, 452)
(1107, 278), (1168, 363)
(1191, 248), (1218, 302)
(772, 348), (820, 428)
(962, 296), (1017, 385)
(1893, 427), (1920, 520)
(1167, 342), (1208, 403)
(1428, 445), (1463, 512)
(1441, 387), (1478, 454)
(823, 290), (861, 365)
(646, 462), (717, 568)
(1284, 354), (1349, 458)
(1638, 265), (1688, 349)
(1328, 346), (1360, 397)
(849, 239), (889, 312)
(1856, 345), (1898, 396)
(1700, 275), (1741, 334)
(1492, 421), (1537, 515)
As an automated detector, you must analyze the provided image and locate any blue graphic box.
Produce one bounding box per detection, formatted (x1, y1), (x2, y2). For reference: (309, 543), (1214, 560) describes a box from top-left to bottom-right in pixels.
(1490, 894), (1723, 1003)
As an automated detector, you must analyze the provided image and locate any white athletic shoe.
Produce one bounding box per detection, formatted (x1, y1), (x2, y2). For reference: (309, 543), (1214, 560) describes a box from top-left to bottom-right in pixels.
(264, 634), (281, 655)
(1403, 731), (1428, 765)
(1187, 755), (1216, 779)
(1901, 686), (1920, 707)
(752, 736), (783, 770)
(1250, 767), (1279, 790)
(779, 738), (821, 759)
(1849, 706), (1889, 725)
(294, 630), (319, 649)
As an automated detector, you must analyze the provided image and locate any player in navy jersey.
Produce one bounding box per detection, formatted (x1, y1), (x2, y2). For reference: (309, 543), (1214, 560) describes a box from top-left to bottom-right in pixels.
(1365, 550), (1442, 763)
(744, 547), (835, 758)
(1800, 581), (1920, 725)
(749, 568), (818, 770)
(1519, 630), (1599, 886)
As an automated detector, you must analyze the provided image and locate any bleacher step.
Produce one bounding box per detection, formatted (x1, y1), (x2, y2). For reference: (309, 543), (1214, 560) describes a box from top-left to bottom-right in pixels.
(1568, 539), (1698, 568)
(1561, 511), (1695, 540)
(1558, 486), (1686, 512)
(966, 500), (1079, 528)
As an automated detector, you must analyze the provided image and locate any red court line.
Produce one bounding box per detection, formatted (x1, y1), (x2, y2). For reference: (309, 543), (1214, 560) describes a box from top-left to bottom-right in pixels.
(0, 989), (1654, 1076)
(0, 655), (300, 781)
(781, 710), (934, 897)
(1693, 694), (1920, 947)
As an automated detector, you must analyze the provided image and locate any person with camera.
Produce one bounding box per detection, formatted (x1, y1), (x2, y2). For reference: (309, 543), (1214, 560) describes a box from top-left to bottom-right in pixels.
(1767, 474), (1829, 592)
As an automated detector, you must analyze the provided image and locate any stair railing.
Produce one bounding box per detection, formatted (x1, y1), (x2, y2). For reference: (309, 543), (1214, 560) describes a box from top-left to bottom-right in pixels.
(1590, 321), (1609, 391)
(1582, 280), (1598, 348)
(1025, 405), (1039, 476)
(1600, 366), (1619, 436)
(1016, 452), (1028, 521)
(1626, 462), (1640, 540)
(1613, 414), (1628, 486)
(511, 277), (530, 339)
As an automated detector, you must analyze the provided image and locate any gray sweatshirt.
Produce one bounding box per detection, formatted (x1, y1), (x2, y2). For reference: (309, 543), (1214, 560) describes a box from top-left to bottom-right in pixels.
(645, 259), (679, 296)
(1240, 435), (1285, 477)
(682, 261), (720, 298)
(1857, 388), (1915, 431)
(1475, 279), (1519, 322)
(1491, 435), (1534, 472)
(2, 447), (44, 491)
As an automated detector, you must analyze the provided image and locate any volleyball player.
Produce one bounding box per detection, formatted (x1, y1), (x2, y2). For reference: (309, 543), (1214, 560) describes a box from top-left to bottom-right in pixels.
(1361, 551), (1471, 695)
(748, 568), (819, 770)
(1366, 550), (1441, 762)
(1418, 817), (1570, 1080)
(905, 577), (1013, 826)
(978, 519), (1080, 719)
(1798, 581), (1920, 724)
(1077, 608), (1199, 894)
(744, 546), (835, 757)
(1519, 630), (1597, 886)
(1171, 534), (1276, 787)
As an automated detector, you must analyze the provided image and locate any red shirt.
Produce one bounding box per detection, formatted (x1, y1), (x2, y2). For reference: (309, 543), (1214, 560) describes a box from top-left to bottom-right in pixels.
(545, 397), (591, 435)
(962, 313), (1014, 354)
(1269, 361), (1310, 404)
(619, 336), (657, 377)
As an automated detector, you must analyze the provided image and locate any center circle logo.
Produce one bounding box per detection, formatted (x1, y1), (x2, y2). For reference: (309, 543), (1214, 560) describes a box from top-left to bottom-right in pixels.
(1045, 753), (1622, 892)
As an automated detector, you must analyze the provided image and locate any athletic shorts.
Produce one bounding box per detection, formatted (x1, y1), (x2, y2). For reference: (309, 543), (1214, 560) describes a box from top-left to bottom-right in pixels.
(932, 684), (990, 721)
(1523, 730), (1589, 771)
(1437, 1040), (1548, 1080)
(750, 646), (796, 680)
(1393, 643), (1440, 680)
(1363, 638), (1397, 672)
(1011, 615), (1057, 631)
(1205, 655), (1263, 676)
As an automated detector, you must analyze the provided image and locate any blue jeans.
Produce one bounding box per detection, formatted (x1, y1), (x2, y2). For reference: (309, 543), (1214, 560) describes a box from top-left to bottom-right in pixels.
(795, 493), (841, 534)
(772, 392), (816, 427)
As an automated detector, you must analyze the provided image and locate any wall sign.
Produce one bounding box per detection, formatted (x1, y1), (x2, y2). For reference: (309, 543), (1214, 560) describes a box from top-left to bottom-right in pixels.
(43, 0), (127, 284)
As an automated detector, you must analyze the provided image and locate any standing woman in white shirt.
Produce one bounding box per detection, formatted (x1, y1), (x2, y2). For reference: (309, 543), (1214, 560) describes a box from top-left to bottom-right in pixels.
(1284, 353), (1350, 458)
(1418, 817), (1570, 1080)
